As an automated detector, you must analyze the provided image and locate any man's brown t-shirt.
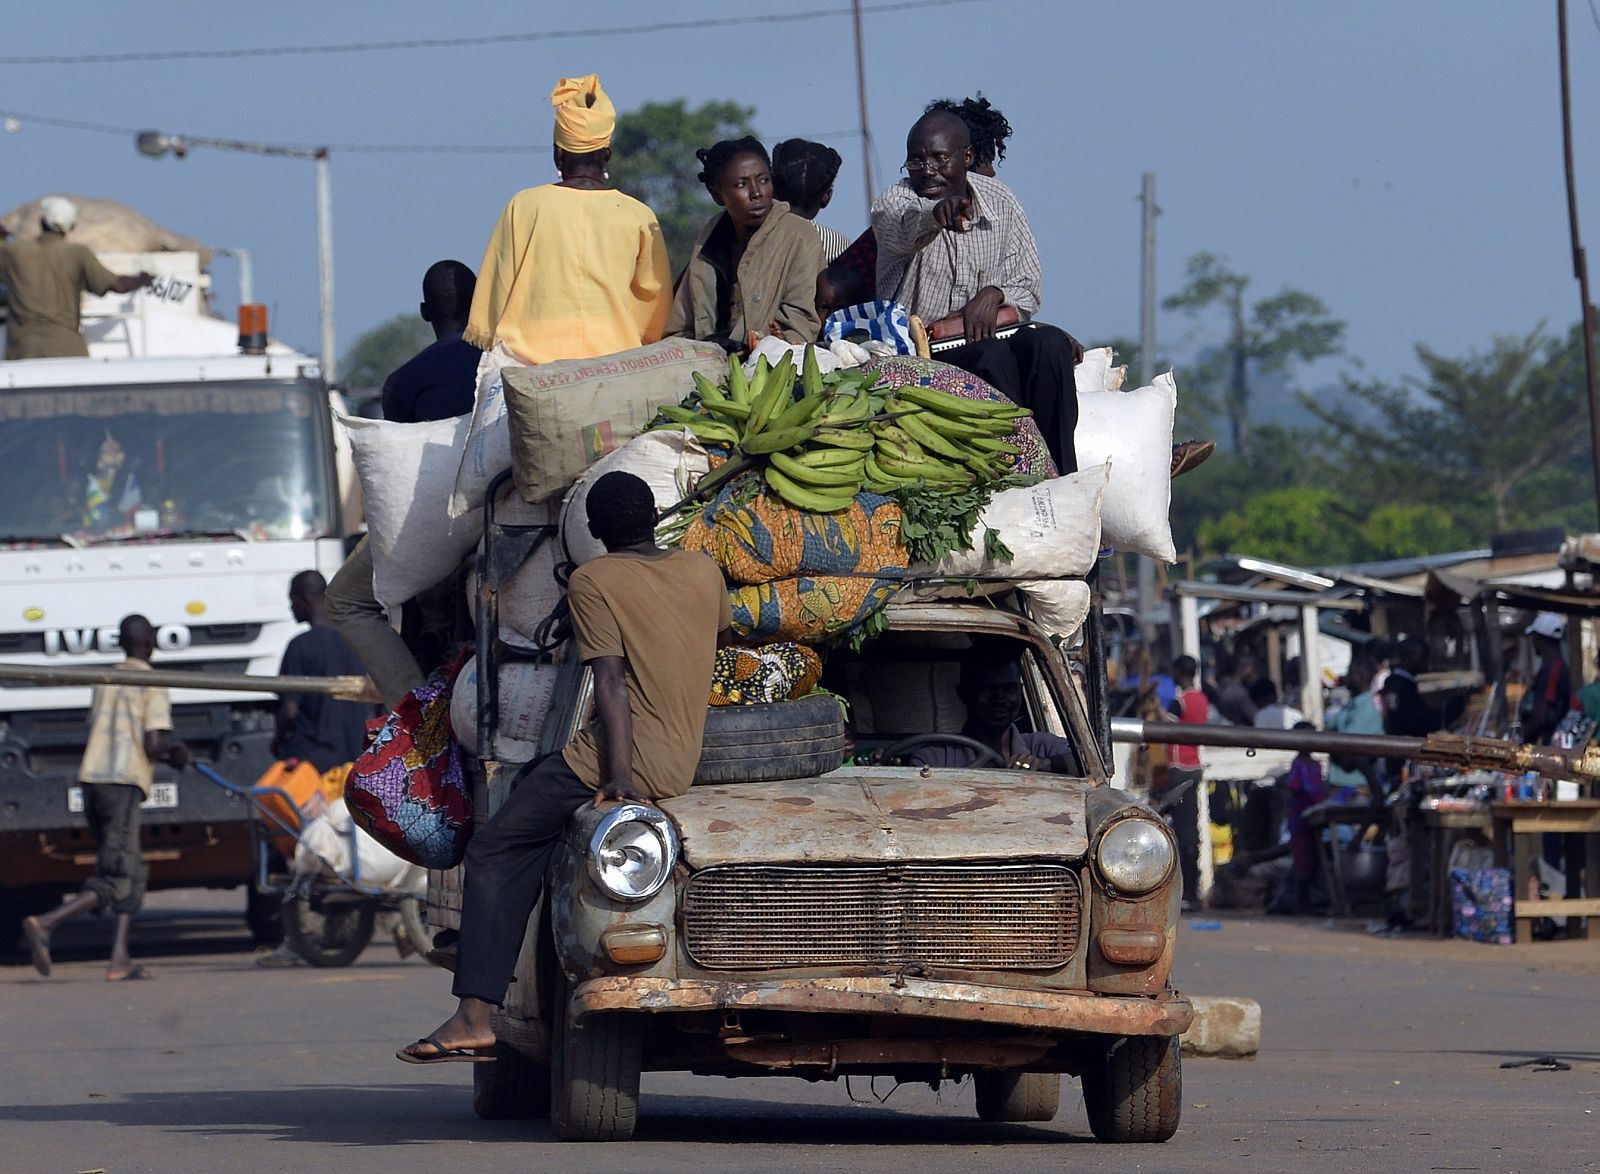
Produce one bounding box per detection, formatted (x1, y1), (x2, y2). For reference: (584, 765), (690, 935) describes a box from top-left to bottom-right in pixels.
(562, 549), (731, 800)
(0, 234), (121, 359)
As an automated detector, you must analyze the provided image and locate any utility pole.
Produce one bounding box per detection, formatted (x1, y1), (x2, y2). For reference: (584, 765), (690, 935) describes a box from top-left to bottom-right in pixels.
(851, 0), (877, 218)
(315, 149), (336, 385)
(1137, 173), (1161, 646)
(1558, 0), (1600, 524)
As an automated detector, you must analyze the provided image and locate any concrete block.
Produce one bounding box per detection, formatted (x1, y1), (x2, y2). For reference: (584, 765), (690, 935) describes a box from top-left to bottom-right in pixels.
(1180, 995), (1261, 1058)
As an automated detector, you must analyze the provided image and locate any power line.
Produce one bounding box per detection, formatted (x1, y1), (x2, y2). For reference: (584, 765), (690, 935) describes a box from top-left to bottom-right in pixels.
(0, 107), (866, 156)
(0, 0), (986, 66)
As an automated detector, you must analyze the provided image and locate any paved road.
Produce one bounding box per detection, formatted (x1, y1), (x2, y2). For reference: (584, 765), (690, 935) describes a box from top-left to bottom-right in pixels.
(3, 892), (1597, 1173)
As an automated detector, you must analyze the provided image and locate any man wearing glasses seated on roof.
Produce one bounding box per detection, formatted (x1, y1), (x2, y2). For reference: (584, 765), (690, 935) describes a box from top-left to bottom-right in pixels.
(903, 640), (1082, 774)
(871, 108), (1082, 474)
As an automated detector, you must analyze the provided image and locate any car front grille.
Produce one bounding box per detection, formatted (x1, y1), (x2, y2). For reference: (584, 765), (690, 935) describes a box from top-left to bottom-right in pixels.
(682, 863), (1081, 971)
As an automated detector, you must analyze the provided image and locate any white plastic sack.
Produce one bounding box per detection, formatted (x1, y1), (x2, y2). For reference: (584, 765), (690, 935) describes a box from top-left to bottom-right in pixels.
(451, 654), (558, 761)
(294, 799), (426, 895)
(1075, 372), (1177, 563)
(744, 336), (843, 379)
(1015, 579), (1093, 640)
(1074, 346), (1127, 395)
(915, 464), (1109, 581)
(560, 429), (711, 566)
(341, 413), (479, 608)
(448, 342), (528, 518)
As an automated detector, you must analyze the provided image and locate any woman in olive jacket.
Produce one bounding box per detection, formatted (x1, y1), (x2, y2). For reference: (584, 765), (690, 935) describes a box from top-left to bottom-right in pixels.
(667, 137), (825, 352)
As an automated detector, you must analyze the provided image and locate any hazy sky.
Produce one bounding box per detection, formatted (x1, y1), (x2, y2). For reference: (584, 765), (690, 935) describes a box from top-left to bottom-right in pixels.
(3, 1), (1597, 389)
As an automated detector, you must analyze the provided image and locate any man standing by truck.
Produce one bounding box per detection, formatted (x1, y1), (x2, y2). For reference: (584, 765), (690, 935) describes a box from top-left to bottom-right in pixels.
(22, 615), (189, 980)
(273, 571), (371, 772)
(398, 471), (731, 1064)
(0, 197), (153, 359)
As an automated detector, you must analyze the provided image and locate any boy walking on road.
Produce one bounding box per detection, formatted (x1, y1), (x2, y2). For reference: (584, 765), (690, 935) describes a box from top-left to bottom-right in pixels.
(399, 471), (731, 1064)
(24, 615), (190, 980)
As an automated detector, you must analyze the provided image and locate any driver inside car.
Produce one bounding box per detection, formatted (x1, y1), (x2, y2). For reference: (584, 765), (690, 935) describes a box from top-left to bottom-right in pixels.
(905, 640), (1082, 774)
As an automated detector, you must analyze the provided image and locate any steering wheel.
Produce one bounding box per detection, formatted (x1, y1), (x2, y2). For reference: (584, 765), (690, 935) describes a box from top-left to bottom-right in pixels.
(876, 733), (1005, 769)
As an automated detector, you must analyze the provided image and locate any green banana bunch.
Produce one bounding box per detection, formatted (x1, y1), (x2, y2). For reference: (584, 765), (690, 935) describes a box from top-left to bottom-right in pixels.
(769, 450), (865, 490)
(764, 465), (856, 513)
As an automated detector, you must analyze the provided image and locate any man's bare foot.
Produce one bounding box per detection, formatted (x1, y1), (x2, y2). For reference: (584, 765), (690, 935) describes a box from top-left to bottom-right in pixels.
(398, 1001), (496, 1064)
(22, 916), (51, 977)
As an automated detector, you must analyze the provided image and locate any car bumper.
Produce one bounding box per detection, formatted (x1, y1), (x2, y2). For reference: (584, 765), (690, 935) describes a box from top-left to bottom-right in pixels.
(572, 975), (1194, 1037)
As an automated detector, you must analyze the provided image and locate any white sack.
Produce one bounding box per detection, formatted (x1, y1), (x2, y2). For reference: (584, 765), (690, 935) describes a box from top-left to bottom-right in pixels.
(560, 429), (711, 566)
(1075, 372), (1177, 563)
(448, 342), (528, 518)
(451, 654), (558, 761)
(1015, 579), (1093, 640)
(915, 463), (1109, 581)
(745, 336), (843, 378)
(1074, 347), (1113, 394)
(342, 414), (479, 608)
(294, 799), (426, 894)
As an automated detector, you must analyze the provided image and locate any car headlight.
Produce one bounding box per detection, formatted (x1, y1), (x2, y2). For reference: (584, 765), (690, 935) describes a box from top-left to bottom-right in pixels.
(1096, 818), (1174, 895)
(587, 804), (678, 902)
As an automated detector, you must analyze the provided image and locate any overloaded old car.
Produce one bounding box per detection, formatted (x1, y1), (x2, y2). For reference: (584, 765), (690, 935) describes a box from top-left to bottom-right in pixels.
(431, 580), (1191, 1144)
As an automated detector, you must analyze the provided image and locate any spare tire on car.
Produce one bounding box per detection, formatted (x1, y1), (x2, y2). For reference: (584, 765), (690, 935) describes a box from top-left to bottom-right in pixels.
(694, 694), (847, 785)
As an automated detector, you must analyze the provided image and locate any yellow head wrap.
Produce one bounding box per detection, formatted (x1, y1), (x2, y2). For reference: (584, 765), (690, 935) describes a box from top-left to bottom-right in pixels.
(550, 74), (616, 154)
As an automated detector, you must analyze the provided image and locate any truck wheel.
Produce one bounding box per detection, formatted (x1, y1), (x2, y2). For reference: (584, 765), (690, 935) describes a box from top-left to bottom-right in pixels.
(282, 896), (375, 967)
(694, 694), (848, 785)
(549, 970), (643, 1141)
(1082, 1034), (1182, 1143)
(246, 888), (285, 947)
(474, 1043), (552, 1119)
(974, 1072), (1060, 1122)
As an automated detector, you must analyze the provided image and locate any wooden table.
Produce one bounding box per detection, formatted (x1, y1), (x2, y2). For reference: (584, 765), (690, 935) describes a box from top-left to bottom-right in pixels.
(1489, 800), (1600, 943)
(1306, 803), (1385, 917)
(1422, 806), (1492, 936)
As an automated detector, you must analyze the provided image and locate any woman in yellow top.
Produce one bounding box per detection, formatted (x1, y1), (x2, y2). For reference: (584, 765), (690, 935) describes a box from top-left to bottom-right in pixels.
(466, 75), (672, 364)
(666, 137), (824, 353)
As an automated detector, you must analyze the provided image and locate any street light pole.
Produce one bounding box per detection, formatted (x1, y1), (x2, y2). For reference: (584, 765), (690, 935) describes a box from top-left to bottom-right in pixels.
(315, 149), (335, 384)
(135, 130), (336, 383)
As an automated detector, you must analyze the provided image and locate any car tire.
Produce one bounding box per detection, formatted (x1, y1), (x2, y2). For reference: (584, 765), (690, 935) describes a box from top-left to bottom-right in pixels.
(473, 1042), (551, 1120)
(694, 694), (848, 785)
(281, 896), (375, 968)
(1082, 1034), (1182, 1143)
(549, 969), (643, 1141)
(974, 1071), (1061, 1122)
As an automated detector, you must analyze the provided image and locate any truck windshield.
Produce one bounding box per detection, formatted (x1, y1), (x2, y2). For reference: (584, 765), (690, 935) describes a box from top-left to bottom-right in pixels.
(0, 381), (333, 544)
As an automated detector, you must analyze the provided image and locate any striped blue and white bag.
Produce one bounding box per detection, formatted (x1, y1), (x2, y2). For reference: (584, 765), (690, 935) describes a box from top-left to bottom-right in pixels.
(821, 300), (915, 355)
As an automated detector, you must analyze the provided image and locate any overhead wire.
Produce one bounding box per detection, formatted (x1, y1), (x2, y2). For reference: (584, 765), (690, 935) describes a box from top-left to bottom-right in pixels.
(0, 107), (865, 156)
(0, 0), (986, 66)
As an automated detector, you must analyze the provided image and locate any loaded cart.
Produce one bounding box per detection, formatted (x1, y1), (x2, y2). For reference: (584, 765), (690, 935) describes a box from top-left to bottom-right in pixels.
(192, 759), (429, 967)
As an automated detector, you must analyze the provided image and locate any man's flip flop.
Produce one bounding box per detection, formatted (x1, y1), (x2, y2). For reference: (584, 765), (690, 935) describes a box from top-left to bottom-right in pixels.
(397, 1036), (497, 1065)
(106, 965), (152, 982)
(22, 918), (51, 977)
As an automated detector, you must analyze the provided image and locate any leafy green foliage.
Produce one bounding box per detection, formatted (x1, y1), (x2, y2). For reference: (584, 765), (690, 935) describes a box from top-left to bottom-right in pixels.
(894, 474), (1039, 567)
(609, 99), (759, 271)
(1162, 252), (1345, 452)
(339, 313), (432, 393)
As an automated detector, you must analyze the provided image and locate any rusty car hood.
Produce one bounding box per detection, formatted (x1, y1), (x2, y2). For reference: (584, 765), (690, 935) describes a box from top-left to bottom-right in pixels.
(663, 767), (1089, 868)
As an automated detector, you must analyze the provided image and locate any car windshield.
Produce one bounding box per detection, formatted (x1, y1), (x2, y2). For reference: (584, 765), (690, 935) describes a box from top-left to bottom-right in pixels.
(0, 381), (333, 545)
(820, 629), (1081, 771)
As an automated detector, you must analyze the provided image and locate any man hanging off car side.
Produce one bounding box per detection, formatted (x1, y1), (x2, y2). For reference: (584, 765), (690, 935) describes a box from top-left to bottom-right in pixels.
(397, 471), (732, 1065)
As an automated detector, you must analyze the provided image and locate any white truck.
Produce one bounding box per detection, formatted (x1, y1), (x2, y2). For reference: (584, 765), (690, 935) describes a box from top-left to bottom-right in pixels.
(0, 251), (356, 947)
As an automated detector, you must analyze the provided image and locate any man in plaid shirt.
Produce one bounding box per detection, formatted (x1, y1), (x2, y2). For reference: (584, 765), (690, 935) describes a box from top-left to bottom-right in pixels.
(873, 108), (1083, 472)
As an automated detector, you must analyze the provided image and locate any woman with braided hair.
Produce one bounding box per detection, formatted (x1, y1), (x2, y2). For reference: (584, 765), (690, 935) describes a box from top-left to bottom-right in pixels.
(924, 95), (1013, 177)
(771, 138), (850, 263)
(666, 136), (825, 352)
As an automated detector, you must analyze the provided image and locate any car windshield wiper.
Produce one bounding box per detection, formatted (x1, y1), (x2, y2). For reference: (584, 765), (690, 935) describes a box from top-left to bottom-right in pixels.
(0, 533), (82, 549)
(78, 527), (257, 545)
